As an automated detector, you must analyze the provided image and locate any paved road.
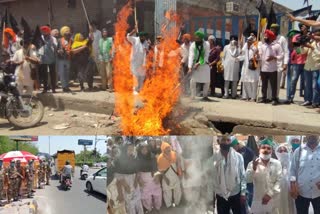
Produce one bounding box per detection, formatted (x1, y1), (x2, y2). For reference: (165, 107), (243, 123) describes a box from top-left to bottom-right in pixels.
(35, 167), (106, 214)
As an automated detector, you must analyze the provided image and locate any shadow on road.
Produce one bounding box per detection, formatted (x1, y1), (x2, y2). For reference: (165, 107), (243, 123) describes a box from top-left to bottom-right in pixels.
(83, 190), (106, 203)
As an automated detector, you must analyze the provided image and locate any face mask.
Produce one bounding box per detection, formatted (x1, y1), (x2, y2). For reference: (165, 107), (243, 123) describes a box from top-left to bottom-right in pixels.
(277, 153), (289, 163)
(220, 144), (231, 152)
(307, 137), (319, 146)
(259, 153), (271, 160)
(291, 143), (300, 150)
(195, 41), (203, 46)
(231, 40), (237, 46)
(264, 38), (270, 44)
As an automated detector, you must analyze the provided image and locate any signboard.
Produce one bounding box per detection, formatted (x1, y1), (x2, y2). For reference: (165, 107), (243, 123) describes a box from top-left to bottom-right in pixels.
(78, 139), (93, 146)
(9, 136), (38, 141)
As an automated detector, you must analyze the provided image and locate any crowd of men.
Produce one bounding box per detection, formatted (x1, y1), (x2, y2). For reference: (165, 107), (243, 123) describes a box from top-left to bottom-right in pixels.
(127, 18), (320, 112)
(1, 15), (320, 114)
(1, 21), (114, 95)
(106, 135), (320, 214)
(0, 158), (51, 206)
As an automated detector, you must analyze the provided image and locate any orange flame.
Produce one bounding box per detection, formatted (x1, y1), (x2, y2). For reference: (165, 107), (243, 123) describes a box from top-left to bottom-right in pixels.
(113, 1), (181, 135)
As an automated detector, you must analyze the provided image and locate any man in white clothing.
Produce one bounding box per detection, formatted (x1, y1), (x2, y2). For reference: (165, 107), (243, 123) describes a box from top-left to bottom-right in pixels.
(127, 25), (149, 94)
(180, 34), (191, 95)
(222, 35), (241, 99)
(188, 30), (211, 101)
(212, 136), (247, 214)
(267, 24), (290, 100)
(246, 138), (282, 214)
(91, 21), (102, 66)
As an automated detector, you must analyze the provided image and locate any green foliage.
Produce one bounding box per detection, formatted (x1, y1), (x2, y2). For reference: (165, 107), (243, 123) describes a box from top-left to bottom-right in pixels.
(75, 149), (106, 165)
(0, 136), (39, 155)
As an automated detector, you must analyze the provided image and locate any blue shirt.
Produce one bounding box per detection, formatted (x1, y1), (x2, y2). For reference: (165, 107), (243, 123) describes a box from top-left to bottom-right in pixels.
(290, 143), (320, 199)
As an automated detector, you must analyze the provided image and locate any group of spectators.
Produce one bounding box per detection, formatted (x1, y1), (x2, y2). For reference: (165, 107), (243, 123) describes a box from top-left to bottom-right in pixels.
(107, 135), (320, 214)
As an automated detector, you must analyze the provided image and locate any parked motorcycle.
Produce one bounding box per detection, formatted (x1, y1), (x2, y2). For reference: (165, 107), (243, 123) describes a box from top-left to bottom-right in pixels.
(61, 175), (72, 191)
(0, 63), (44, 128)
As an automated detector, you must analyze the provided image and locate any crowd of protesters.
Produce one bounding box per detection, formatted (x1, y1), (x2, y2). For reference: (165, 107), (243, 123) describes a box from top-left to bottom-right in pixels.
(107, 135), (320, 214)
(1, 21), (114, 95)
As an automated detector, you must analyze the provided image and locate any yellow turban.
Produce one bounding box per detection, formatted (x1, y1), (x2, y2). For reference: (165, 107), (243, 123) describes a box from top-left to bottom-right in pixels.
(60, 26), (71, 37)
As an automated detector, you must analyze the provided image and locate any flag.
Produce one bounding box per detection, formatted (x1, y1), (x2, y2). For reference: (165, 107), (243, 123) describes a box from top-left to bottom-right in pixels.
(32, 25), (44, 49)
(267, 3), (277, 29)
(9, 13), (20, 34)
(21, 17), (32, 43)
(256, 0), (268, 18)
(1, 8), (8, 31)
(243, 15), (253, 38)
(256, 0), (268, 40)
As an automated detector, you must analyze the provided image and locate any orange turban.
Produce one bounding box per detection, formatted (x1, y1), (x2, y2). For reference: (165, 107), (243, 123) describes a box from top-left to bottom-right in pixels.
(40, 26), (51, 35)
(157, 142), (177, 172)
(182, 33), (191, 41)
(3, 28), (17, 49)
(264, 29), (276, 41)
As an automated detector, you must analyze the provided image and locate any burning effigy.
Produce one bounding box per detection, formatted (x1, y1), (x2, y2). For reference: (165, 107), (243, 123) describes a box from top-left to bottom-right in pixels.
(113, 1), (181, 135)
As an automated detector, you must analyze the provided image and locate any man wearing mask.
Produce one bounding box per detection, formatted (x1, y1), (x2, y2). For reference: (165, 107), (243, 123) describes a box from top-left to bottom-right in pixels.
(188, 31), (211, 101)
(246, 138), (282, 214)
(275, 144), (295, 214)
(180, 34), (191, 95)
(290, 135), (320, 214)
(212, 136), (246, 214)
(222, 36), (241, 99)
(258, 30), (284, 105)
(15, 160), (24, 198)
(289, 136), (301, 152)
(127, 25), (149, 95)
(25, 160), (35, 198)
(6, 160), (23, 202)
(268, 24), (290, 100)
(57, 26), (72, 92)
(38, 26), (57, 93)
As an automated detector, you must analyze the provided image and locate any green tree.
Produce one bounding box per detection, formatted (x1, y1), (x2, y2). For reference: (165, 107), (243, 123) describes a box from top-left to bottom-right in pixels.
(0, 136), (39, 155)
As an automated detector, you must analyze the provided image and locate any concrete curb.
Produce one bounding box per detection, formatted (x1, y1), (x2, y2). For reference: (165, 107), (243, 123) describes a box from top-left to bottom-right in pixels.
(208, 114), (320, 134)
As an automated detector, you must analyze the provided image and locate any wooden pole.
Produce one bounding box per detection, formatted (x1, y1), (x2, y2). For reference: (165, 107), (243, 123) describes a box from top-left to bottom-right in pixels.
(256, 13), (261, 102)
(134, 0), (139, 33)
(81, 0), (91, 26)
(47, 0), (51, 26)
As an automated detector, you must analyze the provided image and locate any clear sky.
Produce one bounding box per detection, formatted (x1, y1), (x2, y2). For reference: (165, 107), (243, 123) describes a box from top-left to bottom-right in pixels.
(33, 136), (107, 155)
(274, 0), (320, 10)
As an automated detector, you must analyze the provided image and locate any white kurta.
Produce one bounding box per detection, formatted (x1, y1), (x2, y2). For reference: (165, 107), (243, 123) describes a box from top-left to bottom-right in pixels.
(127, 34), (148, 77)
(115, 173), (144, 214)
(107, 178), (127, 214)
(161, 163), (182, 207)
(246, 158), (282, 214)
(223, 44), (241, 81)
(239, 43), (260, 83)
(188, 41), (210, 83)
(12, 48), (37, 88)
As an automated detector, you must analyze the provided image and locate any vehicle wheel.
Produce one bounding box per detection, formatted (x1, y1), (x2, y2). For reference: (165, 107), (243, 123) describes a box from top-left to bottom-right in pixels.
(6, 96), (44, 128)
(86, 182), (93, 193)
